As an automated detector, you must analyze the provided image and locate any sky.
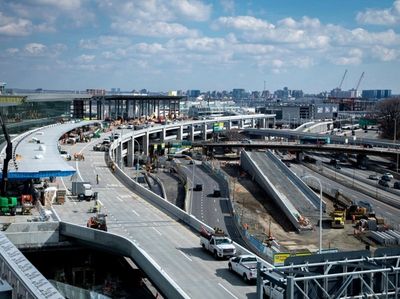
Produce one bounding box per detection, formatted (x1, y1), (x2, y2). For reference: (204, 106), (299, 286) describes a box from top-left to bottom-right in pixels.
(0, 0), (399, 93)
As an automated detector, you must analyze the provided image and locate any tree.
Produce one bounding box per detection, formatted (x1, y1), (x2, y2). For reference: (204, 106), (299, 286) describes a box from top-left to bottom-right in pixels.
(375, 97), (400, 140)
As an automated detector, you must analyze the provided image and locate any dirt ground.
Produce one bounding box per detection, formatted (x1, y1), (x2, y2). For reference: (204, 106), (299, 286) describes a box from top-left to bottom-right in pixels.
(221, 162), (367, 253)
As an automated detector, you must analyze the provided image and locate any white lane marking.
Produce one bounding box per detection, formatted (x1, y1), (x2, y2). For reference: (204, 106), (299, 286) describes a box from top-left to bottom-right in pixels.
(117, 196), (123, 202)
(218, 283), (238, 299)
(132, 209), (140, 216)
(215, 208), (217, 212)
(152, 227), (162, 236)
(75, 141), (95, 181)
(217, 218), (219, 223)
(179, 250), (193, 262)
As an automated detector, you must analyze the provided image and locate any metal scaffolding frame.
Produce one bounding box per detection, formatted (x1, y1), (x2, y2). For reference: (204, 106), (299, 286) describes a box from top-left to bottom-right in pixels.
(260, 248), (400, 299)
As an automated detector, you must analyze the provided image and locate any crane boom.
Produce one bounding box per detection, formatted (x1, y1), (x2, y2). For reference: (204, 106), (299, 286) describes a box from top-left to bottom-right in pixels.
(0, 113), (12, 196)
(338, 69), (347, 89)
(355, 71), (365, 91)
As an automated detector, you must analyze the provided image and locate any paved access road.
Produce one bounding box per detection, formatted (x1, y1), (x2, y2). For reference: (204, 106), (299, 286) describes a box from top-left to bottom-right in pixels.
(55, 139), (257, 299)
(178, 160), (243, 245)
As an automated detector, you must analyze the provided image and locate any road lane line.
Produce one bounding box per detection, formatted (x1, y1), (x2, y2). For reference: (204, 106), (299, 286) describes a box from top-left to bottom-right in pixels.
(132, 209), (140, 216)
(152, 227), (162, 235)
(218, 283), (238, 299)
(179, 250), (193, 262)
(117, 196), (123, 202)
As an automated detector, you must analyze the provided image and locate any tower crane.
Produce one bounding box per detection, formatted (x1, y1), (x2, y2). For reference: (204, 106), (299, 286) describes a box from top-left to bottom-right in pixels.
(338, 69), (347, 90)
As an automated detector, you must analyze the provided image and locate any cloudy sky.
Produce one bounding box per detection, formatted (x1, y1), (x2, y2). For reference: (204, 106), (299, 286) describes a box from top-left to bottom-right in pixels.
(0, 0), (399, 93)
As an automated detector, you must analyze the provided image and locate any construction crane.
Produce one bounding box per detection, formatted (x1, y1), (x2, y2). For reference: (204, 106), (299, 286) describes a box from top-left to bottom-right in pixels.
(355, 71), (365, 91)
(338, 69), (348, 89)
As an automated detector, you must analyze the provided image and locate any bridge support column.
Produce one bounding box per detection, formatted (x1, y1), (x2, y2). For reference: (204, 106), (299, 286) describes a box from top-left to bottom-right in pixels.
(227, 121), (232, 130)
(202, 123), (207, 140)
(117, 142), (123, 167)
(127, 137), (133, 167)
(251, 118), (255, 128)
(161, 128), (166, 143)
(177, 126), (183, 141)
(143, 133), (149, 156)
(239, 120), (244, 129)
(189, 125), (195, 142)
(261, 118), (266, 128)
(273, 117), (276, 128)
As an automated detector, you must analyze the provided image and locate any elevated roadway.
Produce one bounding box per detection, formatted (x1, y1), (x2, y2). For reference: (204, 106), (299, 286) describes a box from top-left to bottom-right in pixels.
(241, 150), (325, 231)
(245, 128), (400, 149)
(195, 141), (400, 158)
(56, 137), (259, 298)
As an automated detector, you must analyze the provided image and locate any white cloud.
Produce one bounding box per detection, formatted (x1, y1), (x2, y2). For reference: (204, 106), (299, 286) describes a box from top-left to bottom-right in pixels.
(77, 54), (95, 63)
(357, 0), (400, 25)
(220, 0), (235, 15)
(24, 43), (47, 55)
(215, 16), (274, 31)
(32, 0), (82, 10)
(331, 48), (363, 65)
(80, 36), (132, 50)
(371, 45), (398, 61)
(111, 20), (198, 38)
(0, 12), (32, 36)
(170, 0), (211, 21)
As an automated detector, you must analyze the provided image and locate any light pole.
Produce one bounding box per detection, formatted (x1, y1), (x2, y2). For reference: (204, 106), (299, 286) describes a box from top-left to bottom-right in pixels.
(302, 175), (323, 254)
(133, 138), (140, 182)
(394, 117), (398, 173)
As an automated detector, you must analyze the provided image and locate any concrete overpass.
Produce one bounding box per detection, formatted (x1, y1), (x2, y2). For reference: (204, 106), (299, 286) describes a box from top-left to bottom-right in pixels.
(194, 140), (400, 159)
(112, 114), (275, 165)
(245, 128), (400, 149)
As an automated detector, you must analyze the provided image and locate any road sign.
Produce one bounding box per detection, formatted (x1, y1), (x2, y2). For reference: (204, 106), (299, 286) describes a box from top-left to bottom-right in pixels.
(213, 122), (224, 132)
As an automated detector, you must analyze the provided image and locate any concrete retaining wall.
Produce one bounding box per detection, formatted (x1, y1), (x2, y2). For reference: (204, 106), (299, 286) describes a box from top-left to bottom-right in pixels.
(265, 151), (326, 211)
(240, 151), (301, 231)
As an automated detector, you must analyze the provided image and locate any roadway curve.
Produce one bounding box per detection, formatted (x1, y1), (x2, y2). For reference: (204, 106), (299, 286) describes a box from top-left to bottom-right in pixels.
(56, 136), (257, 299)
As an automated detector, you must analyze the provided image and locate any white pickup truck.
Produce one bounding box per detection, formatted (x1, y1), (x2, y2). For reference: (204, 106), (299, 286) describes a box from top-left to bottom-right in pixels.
(200, 228), (236, 259)
(228, 255), (258, 282)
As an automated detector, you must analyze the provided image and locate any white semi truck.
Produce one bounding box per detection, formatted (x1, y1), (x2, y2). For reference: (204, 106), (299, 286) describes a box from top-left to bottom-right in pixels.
(72, 182), (97, 201)
(200, 227), (236, 259)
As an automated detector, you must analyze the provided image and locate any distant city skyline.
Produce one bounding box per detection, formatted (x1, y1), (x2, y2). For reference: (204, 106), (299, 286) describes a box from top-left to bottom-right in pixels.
(0, 0), (399, 93)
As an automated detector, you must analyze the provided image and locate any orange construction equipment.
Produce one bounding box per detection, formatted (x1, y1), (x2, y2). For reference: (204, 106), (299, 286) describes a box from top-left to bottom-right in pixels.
(87, 214), (107, 231)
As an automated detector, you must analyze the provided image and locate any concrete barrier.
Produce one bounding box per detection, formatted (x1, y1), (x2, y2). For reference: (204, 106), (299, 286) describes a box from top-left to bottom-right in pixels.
(60, 222), (190, 299)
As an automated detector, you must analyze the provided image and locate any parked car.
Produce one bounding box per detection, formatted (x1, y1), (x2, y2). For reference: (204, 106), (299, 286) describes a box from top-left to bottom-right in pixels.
(381, 175), (391, 181)
(368, 174), (379, 180)
(378, 179), (389, 187)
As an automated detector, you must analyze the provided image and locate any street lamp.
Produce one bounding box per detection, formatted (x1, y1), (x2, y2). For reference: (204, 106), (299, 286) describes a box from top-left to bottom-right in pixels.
(302, 175), (323, 254)
(394, 117), (398, 173)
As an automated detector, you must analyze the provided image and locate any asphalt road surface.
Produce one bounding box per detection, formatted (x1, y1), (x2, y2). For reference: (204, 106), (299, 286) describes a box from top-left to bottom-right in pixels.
(55, 139), (257, 299)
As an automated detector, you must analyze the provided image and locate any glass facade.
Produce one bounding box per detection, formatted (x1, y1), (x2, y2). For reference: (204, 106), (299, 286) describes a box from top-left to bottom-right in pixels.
(0, 96), (72, 142)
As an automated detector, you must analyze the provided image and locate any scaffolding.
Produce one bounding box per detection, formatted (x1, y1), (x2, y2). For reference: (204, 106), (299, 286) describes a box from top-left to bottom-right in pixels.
(260, 248), (400, 298)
